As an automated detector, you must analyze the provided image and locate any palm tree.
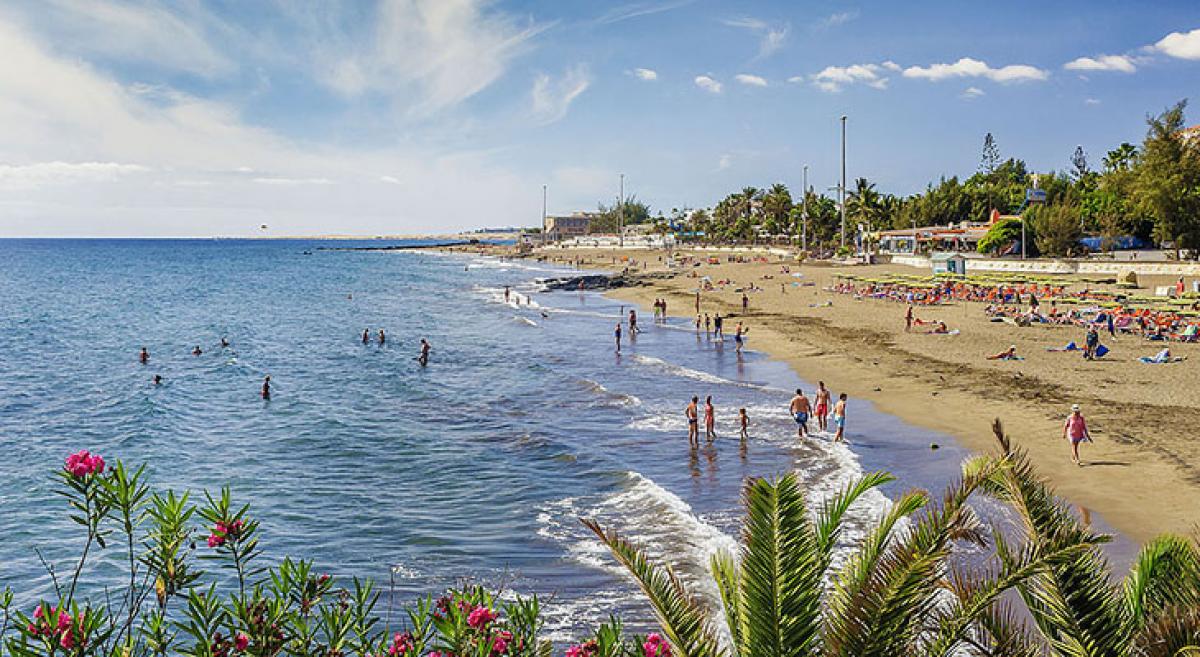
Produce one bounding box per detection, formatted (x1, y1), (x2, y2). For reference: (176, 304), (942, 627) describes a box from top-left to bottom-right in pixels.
(1102, 143), (1139, 174)
(967, 422), (1200, 656)
(846, 178), (882, 232)
(585, 453), (1091, 657)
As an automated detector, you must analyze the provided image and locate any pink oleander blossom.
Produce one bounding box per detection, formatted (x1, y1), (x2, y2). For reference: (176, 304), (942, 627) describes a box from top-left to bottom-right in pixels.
(235, 632), (249, 651)
(64, 450), (105, 478)
(467, 607), (497, 629)
(566, 640), (598, 657)
(643, 633), (671, 657)
(389, 631), (415, 656)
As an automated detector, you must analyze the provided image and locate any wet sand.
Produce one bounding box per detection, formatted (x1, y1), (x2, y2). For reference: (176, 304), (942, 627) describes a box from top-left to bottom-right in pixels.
(511, 246), (1200, 543)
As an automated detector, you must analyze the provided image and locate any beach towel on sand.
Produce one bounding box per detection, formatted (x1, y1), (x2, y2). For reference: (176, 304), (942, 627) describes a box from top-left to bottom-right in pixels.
(1047, 341), (1079, 352)
(1094, 344), (1110, 358)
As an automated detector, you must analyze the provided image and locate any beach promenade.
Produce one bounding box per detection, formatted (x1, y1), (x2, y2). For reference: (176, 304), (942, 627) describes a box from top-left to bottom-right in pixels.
(500, 244), (1199, 542)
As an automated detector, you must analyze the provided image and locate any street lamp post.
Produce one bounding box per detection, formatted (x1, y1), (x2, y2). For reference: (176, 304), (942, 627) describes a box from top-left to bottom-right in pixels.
(801, 165), (809, 254)
(618, 173), (625, 248)
(840, 115), (848, 250)
(541, 184), (548, 245)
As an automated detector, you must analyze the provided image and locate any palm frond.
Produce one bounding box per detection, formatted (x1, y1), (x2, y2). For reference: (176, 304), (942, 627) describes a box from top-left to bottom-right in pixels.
(583, 519), (725, 657)
(738, 474), (824, 657)
(814, 471), (895, 559)
(1133, 604), (1200, 657)
(710, 550), (744, 655)
(825, 461), (1001, 657)
(1124, 535), (1200, 641)
(984, 421), (1126, 655)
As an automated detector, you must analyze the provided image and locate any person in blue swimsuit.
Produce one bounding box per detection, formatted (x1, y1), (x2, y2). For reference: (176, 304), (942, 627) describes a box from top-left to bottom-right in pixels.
(789, 389), (811, 439)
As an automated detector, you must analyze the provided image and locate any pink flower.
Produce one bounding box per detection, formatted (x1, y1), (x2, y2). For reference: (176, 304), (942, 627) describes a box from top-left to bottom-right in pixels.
(32, 606), (44, 621)
(388, 631), (414, 656)
(235, 632), (249, 651)
(57, 610), (71, 632)
(643, 633), (670, 657)
(207, 534), (224, 548)
(492, 633), (510, 655)
(64, 450), (105, 478)
(566, 640), (597, 657)
(467, 607), (497, 629)
(60, 629), (75, 650)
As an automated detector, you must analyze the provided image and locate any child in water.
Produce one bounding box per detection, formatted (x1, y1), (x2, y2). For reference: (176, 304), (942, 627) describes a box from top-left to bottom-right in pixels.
(738, 408), (749, 441)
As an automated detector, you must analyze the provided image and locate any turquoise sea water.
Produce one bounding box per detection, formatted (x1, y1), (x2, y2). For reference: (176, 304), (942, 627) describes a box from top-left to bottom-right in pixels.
(0, 239), (1131, 639)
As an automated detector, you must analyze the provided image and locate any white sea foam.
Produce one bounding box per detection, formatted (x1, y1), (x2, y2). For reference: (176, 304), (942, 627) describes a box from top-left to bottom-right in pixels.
(515, 316), (539, 327)
(536, 471), (738, 639)
(578, 378), (642, 407)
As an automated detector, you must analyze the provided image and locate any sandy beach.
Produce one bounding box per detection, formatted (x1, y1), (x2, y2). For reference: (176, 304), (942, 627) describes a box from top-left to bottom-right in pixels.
(454, 242), (1200, 543)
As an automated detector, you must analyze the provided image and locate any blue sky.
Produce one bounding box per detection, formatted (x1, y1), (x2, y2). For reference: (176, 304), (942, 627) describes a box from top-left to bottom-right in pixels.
(0, 0), (1198, 236)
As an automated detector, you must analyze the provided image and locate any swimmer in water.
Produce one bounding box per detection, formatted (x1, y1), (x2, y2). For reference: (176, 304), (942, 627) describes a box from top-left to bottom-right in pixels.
(221, 337), (230, 348)
(504, 286), (510, 303)
(378, 329), (386, 344)
(261, 375), (271, 400)
(153, 374), (162, 385)
(685, 396), (699, 448)
(193, 345), (202, 356)
(140, 347), (149, 364)
(739, 407), (749, 441)
(362, 329), (370, 344)
(418, 339), (431, 366)
(614, 323), (622, 352)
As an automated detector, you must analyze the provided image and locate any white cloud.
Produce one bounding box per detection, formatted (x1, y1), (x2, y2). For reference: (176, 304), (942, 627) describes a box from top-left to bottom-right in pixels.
(961, 86), (985, 99)
(815, 10), (859, 30)
(1154, 28), (1200, 60)
(809, 63), (890, 92)
(902, 57), (1048, 83)
(251, 177), (334, 186)
(0, 18), (544, 237)
(313, 0), (546, 114)
(1085, 98), (1102, 105)
(0, 161), (149, 190)
(881, 61), (902, 71)
(4, 0), (235, 78)
(1064, 54), (1137, 73)
(694, 75), (723, 94)
(593, 0), (695, 25)
(723, 17), (789, 58)
(716, 154), (732, 171)
(632, 68), (658, 81)
(380, 175), (402, 184)
(734, 73), (768, 87)
(531, 65), (591, 125)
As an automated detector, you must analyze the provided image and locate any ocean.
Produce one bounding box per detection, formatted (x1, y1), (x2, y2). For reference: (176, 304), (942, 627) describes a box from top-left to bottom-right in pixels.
(0, 239), (1132, 640)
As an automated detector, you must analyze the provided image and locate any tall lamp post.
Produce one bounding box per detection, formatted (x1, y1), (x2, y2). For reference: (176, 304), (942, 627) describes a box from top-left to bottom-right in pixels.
(839, 115), (848, 250)
(801, 164), (809, 253)
(541, 184), (548, 245)
(618, 173), (625, 248)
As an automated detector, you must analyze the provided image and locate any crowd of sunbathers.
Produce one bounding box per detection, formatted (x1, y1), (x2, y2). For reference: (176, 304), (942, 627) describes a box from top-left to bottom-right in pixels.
(830, 280), (1070, 306)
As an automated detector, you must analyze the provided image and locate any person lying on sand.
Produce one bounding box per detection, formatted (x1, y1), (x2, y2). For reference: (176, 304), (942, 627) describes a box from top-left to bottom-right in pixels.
(926, 321), (950, 334)
(1138, 348), (1187, 364)
(987, 345), (1020, 360)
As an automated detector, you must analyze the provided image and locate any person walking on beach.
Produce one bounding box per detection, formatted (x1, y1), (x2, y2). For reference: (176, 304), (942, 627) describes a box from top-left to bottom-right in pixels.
(694, 315), (702, 333)
(685, 396), (699, 448)
(261, 375), (271, 400)
(790, 389), (811, 439)
(905, 305), (914, 332)
(695, 291), (701, 314)
(628, 309), (640, 334)
(362, 329), (370, 344)
(661, 298), (667, 319)
(738, 408), (749, 441)
(815, 382), (831, 432)
(418, 339), (431, 366)
(704, 395), (716, 441)
(139, 347), (149, 364)
(713, 314), (724, 339)
(704, 314), (711, 335)
(742, 292), (749, 313)
(833, 393), (848, 442)
(614, 323), (622, 353)
(1063, 403), (1092, 465)
(734, 322), (748, 353)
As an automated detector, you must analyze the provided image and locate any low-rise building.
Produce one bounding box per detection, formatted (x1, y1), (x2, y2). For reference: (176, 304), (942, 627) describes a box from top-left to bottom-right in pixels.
(544, 212), (597, 240)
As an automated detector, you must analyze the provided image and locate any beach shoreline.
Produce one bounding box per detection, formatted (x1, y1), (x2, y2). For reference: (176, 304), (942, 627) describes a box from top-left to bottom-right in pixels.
(444, 243), (1200, 543)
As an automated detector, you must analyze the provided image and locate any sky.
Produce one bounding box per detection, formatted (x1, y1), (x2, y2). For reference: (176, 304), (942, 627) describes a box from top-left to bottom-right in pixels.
(0, 0), (1198, 237)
